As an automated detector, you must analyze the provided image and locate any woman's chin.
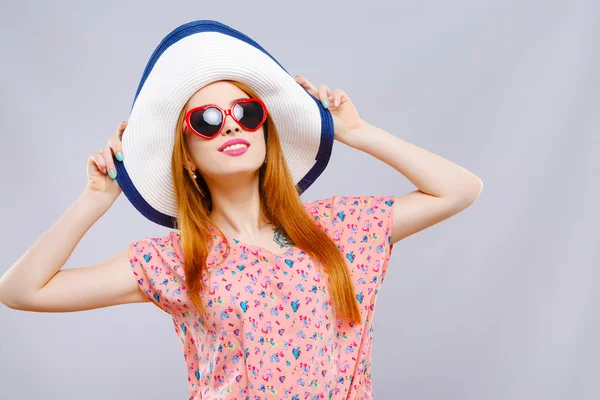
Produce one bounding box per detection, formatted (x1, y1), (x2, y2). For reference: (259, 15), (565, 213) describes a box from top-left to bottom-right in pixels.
(210, 163), (263, 179)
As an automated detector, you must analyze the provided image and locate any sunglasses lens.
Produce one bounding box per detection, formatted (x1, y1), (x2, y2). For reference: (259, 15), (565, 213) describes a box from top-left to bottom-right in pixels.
(234, 100), (265, 130)
(189, 107), (223, 138)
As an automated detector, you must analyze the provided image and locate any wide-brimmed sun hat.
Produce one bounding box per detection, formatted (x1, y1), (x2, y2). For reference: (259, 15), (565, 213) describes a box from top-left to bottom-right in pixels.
(114, 19), (334, 229)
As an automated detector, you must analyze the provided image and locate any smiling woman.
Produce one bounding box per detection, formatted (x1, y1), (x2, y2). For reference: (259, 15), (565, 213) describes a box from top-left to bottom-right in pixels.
(0, 16), (482, 400)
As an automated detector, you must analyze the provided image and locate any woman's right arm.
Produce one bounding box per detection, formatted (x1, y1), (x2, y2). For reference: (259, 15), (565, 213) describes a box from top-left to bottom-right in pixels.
(0, 121), (149, 312)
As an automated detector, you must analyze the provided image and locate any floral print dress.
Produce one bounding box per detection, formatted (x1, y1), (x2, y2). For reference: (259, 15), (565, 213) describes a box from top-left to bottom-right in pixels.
(129, 195), (396, 400)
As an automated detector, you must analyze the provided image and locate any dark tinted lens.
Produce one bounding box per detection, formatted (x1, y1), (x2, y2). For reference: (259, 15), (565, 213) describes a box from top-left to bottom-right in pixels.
(189, 107), (223, 137)
(234, 100), (265, 130)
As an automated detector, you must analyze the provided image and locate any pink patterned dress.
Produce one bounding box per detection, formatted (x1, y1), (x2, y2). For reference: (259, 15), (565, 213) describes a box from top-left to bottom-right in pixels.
(129, 195), (395, 400)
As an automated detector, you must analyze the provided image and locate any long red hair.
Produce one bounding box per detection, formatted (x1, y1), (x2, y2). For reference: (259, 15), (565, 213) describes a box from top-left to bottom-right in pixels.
(171, 80), (361, 325)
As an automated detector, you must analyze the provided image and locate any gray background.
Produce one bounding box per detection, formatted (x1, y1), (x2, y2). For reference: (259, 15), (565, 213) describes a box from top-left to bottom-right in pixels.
(1, 1), (597, 399)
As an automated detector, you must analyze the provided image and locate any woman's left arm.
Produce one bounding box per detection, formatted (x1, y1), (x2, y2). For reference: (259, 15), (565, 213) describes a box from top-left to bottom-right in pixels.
(346, 122), (483, 244)
(295, 75), (483, 244)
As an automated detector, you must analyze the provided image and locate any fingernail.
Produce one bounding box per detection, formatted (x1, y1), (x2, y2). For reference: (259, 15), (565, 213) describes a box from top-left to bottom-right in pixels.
(109, 169), (116, 179)
(334, 99), (339, 107)
(116, 151), (124, 161)
(102, 168), (107, 174)
(322, 99), (329, 108)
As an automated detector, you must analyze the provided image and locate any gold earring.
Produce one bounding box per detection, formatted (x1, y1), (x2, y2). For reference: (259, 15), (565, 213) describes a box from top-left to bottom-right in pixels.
(187, 165), (197, 179)
(192, 169), (205, 193)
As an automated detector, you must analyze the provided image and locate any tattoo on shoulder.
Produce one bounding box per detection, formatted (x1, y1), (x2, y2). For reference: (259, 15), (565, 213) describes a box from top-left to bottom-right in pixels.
(273, 226), (295, 248)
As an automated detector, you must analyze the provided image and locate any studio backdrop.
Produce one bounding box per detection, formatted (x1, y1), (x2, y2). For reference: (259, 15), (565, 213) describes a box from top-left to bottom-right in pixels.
(0, 1), (597, 399)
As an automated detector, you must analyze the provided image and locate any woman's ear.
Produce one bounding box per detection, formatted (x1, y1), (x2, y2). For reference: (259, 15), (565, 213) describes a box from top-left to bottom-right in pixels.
(184, 153), (196, 171)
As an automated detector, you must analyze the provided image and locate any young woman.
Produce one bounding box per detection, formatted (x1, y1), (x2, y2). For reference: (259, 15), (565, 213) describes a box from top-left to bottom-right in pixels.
(0, 20), (482, 400)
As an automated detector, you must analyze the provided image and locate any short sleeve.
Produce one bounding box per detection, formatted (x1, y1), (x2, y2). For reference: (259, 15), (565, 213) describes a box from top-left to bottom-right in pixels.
(304, 195), (396, 282)
(128, 231), (192, 315)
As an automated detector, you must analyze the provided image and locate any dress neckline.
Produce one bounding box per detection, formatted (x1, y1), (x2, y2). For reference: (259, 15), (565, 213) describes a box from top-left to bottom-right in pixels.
(211, 225), (295, 258)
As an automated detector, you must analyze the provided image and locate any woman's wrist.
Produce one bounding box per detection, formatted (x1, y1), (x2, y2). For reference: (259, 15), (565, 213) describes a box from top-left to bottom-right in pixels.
(80, 187), (118, 214)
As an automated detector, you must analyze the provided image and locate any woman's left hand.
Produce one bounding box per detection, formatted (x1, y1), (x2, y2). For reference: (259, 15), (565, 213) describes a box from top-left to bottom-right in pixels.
(295, 75), (365, 146)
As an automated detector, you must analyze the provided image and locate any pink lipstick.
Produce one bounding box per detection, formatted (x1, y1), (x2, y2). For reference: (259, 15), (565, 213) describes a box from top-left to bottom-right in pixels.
(219, 138), (251, 156)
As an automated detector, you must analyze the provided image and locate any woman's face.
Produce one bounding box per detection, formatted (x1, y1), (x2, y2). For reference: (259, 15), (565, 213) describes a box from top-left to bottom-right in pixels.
(184, 81), (267, 184)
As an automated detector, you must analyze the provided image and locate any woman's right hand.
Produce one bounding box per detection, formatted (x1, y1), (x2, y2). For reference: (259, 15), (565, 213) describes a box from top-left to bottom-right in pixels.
(85, 121), (126, 200)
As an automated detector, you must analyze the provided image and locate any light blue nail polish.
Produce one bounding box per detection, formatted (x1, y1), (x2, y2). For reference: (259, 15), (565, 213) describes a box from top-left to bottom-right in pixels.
(322, 99), (329, 108)
(116, 151), (124, 161)
(109, 169), (116, 179)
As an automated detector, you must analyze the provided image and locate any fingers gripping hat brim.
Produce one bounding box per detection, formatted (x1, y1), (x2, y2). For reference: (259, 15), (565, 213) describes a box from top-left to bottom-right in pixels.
(114, 20), (334, 229)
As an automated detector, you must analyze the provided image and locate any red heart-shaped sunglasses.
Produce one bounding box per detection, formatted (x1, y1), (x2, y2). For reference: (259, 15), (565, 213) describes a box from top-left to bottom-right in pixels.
(183, 97), (268, 139)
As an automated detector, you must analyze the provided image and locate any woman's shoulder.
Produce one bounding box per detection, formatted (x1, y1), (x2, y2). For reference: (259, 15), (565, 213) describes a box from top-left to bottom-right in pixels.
(131, 230), (180, 246)
(129, 231), (183, 266)
(303, 195), (396, 282)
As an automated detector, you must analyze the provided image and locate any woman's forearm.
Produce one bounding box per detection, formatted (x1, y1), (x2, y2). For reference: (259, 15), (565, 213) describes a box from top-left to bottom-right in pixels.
(346, 121), (483, 201)
(0, 189), (115, 307)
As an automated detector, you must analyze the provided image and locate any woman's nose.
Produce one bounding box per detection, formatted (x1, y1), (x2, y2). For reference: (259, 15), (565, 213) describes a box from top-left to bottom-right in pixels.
(221, 114), (242, 134)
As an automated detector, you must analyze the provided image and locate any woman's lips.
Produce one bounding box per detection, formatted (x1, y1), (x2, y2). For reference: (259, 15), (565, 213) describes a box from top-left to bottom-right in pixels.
(218, 138), (251, 151)
(221, 145), (249, 156)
